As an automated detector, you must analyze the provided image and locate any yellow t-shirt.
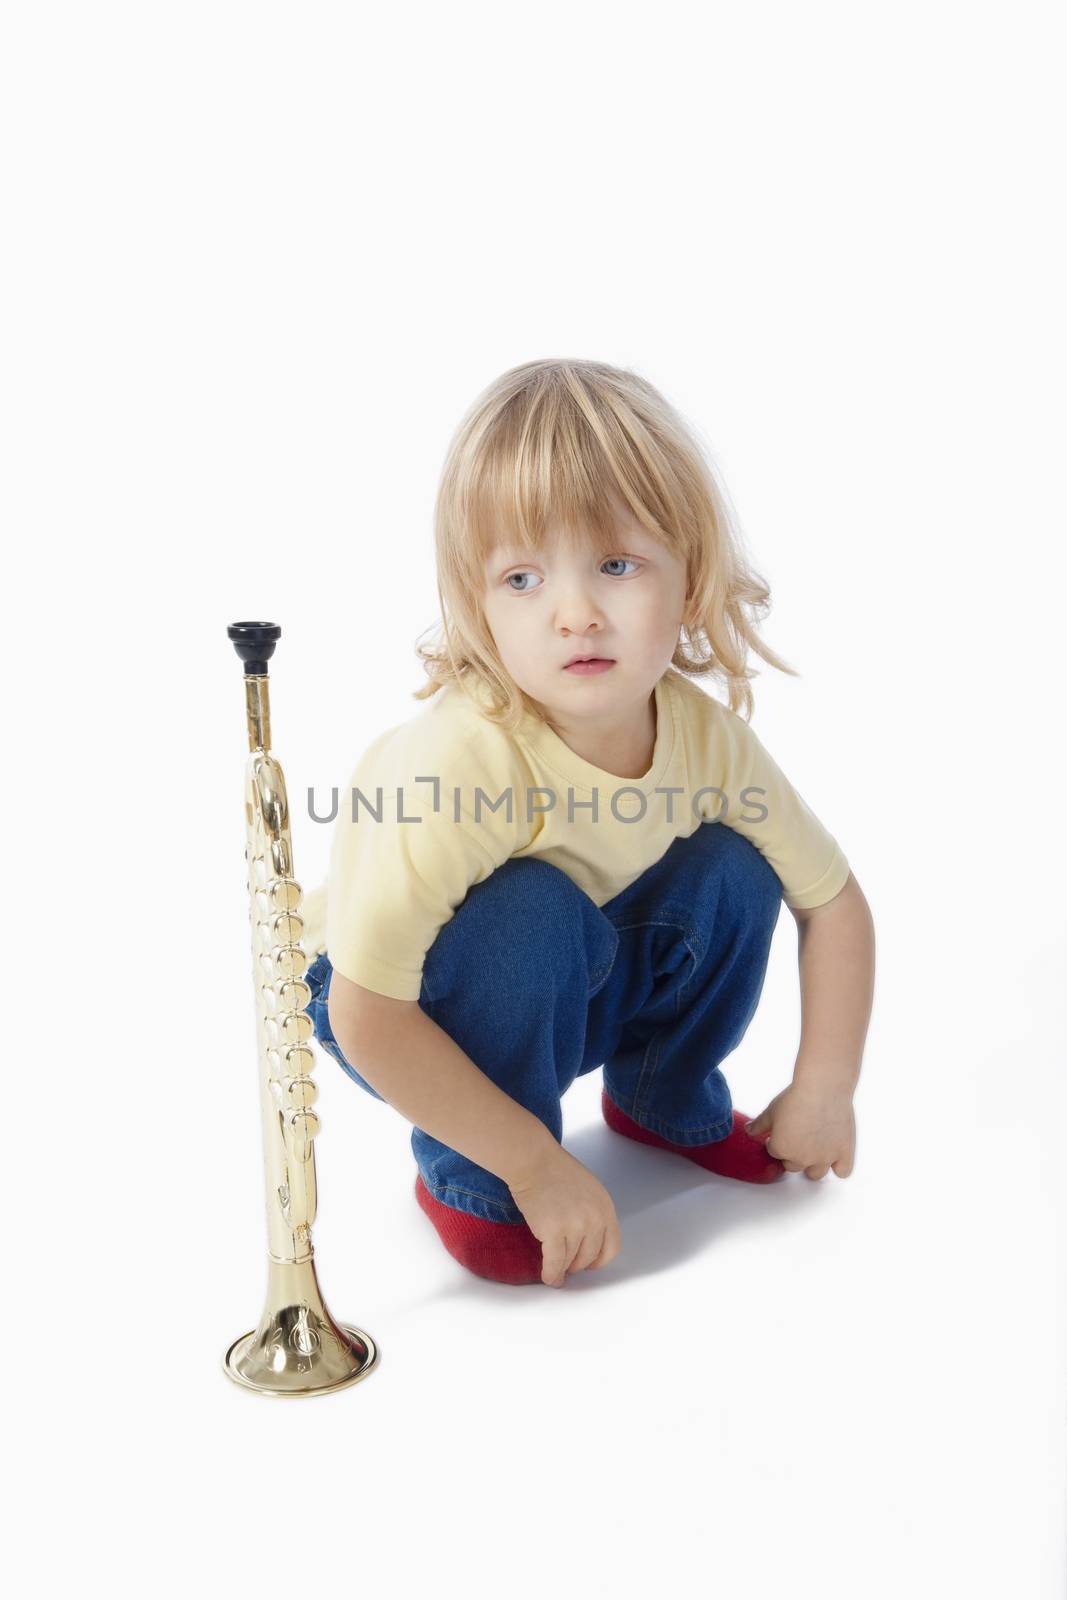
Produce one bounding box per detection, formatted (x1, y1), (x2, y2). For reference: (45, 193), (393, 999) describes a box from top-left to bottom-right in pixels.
(301, 667), (849, 1002)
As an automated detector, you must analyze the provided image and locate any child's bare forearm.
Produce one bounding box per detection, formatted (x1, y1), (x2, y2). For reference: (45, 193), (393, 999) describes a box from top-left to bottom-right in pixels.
(791, 874), (876, 1097)
(330, 997), (559, 1189)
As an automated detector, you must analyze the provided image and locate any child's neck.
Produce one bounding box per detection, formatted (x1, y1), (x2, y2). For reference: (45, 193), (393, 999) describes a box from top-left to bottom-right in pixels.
(545, 689), (657, 780)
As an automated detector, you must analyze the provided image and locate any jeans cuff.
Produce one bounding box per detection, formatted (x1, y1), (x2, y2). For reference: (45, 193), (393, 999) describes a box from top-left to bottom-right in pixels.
(423, 1180), (525, 1225)
(604, 1086), (734, 1145)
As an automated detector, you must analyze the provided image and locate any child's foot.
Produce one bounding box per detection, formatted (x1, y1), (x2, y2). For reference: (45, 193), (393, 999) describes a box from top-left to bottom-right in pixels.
(602, 1088), (786, 1184)
(414, 1174), (547, 1284)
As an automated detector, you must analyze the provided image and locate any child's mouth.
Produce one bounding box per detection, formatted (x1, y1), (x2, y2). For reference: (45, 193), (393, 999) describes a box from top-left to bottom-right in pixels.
(563, 659), (616, 675)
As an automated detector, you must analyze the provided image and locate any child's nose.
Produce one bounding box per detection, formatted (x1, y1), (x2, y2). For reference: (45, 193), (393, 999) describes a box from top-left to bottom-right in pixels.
(555, 584), (606, 636)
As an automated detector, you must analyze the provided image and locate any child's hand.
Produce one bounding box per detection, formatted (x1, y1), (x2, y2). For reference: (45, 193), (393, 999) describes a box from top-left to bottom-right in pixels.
(508, 1144), (622, 1286)
(745, 1083), (856, 1179)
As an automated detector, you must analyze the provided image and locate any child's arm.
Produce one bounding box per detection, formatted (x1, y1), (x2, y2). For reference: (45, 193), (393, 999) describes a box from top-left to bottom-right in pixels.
(746, 872), (876, 1179)
(791, 872), (875, 1097)
(330, 972), (623, 1284)
(328, 971), (561, 1188)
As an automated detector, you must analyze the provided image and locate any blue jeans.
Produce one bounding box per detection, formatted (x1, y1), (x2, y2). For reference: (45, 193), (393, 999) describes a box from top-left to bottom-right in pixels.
(304, 820), (783, 1224)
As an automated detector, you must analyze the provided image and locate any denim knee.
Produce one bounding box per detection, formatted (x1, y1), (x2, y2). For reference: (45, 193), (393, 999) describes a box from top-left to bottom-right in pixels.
(696, 821), (783, 921)
(421, 855), (614, 1005)
(675, 825), (783, 934)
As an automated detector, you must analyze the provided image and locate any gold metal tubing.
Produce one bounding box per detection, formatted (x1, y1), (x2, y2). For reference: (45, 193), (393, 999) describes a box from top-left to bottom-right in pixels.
(224, 624), (379, 1396)
(244, 673), (271, 755)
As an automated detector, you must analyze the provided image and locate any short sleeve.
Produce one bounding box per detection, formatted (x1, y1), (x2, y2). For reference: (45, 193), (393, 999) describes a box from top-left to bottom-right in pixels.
(701, 704), (850, 911)
(325, 785), (526, 1001)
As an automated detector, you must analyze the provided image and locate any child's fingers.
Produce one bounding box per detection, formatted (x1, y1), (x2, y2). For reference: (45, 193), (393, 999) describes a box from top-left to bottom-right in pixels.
(541, 1235), (571, 1286)
(570, 1228), (607, 1273)
(587, 1218), (622, 1271)
(804, 1164), (830, 1180)
(831, 1156), (854, 1178)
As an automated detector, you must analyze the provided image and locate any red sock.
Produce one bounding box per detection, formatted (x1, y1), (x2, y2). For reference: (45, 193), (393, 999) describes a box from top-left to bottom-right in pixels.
(602, 1088), (785, 1184)
(414, 1174), (547, 1285)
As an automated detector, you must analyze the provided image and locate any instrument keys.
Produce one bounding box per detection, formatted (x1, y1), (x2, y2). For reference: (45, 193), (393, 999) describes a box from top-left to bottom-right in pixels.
(285, 1045), (314, 1077)
(271, 911), (304, 946)
(278, 978), (312, 1012)
(283, 1077), (319, 1112)
(272, 943), (308, 979)
(269, 1010), (314, 1046)
(268, 878), (302, 913)
(289, 1110), (321, 1143)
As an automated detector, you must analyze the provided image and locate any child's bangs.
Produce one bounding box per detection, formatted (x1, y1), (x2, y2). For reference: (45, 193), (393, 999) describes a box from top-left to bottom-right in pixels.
(461, 407), (675, 571)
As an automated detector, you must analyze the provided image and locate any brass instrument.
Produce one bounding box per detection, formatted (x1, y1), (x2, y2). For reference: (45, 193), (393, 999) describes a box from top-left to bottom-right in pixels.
(223, 621), (378, 1396)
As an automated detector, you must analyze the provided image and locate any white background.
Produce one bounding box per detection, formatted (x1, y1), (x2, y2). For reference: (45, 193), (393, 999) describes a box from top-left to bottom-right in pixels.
(4, 3), (1065, 1595)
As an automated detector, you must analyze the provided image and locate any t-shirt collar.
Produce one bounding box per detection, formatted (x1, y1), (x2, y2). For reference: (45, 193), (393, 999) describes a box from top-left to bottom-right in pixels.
(514, 671), (678, 795)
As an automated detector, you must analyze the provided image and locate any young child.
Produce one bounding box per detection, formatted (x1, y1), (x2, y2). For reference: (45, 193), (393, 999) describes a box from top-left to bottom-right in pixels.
(301, 358), (875, 1289)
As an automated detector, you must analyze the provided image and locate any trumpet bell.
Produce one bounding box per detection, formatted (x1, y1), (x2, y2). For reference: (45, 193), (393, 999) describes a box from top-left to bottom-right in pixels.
(225, 1256), (379, 1397)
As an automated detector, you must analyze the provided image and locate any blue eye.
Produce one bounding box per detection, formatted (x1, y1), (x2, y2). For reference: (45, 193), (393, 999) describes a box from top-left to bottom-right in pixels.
(504, 558), (638, 591)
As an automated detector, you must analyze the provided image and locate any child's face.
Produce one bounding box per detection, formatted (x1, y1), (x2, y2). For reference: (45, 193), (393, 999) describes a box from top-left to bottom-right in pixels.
(481, 503), (690, 722)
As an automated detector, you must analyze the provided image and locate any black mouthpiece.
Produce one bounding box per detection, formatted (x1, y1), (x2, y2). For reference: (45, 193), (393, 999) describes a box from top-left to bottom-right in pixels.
(228, 621), (281, 675)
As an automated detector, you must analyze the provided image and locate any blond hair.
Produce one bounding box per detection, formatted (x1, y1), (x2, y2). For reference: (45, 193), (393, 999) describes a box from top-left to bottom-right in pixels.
(413, 358), (798, 728)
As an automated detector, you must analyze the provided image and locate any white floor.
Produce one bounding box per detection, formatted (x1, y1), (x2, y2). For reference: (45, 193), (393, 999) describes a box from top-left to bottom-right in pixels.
(34, 886), (1060, 1600)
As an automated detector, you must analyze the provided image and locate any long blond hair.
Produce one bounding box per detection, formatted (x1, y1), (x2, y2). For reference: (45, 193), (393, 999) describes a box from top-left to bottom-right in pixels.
(413, 358), (798, 728)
